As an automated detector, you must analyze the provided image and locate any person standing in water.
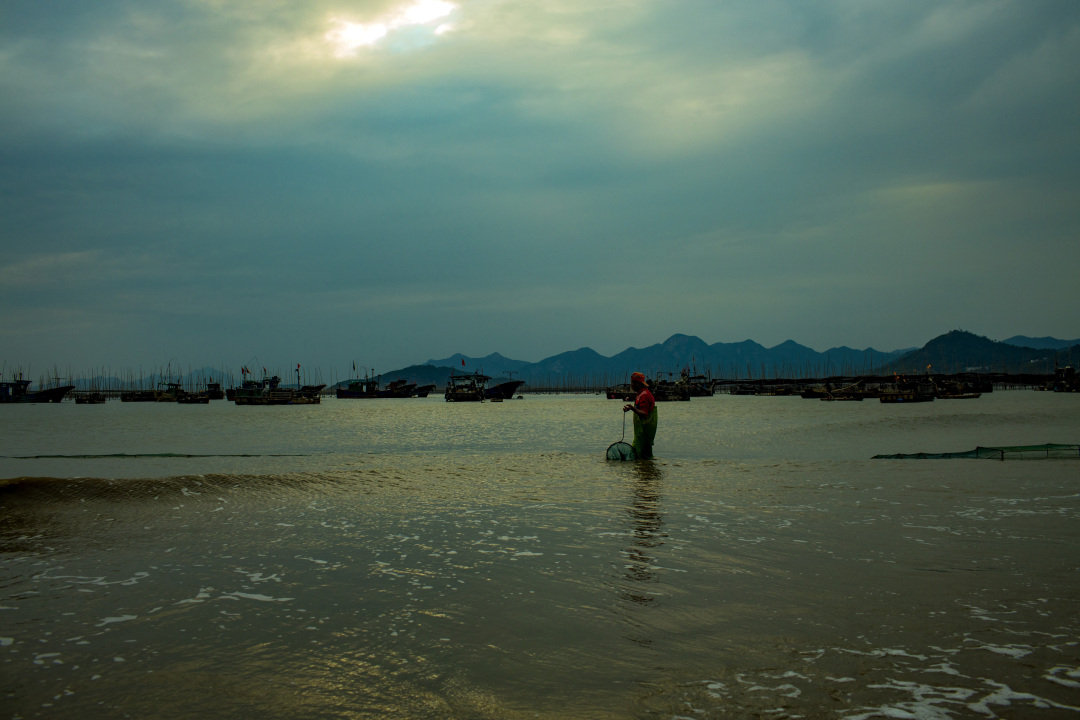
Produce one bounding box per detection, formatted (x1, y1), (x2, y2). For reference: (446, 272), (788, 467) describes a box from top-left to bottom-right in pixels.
(623, 372), (658, 459)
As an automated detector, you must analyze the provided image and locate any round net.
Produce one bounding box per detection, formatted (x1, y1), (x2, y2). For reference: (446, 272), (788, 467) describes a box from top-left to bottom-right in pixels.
(606, 441), (636, 461)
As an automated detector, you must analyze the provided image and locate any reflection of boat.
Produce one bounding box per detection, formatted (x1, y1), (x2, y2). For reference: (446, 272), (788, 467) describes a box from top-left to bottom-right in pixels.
(485, 379), (525, 400)
(0, 375), (74, 403)
(445, 372), (488, 402)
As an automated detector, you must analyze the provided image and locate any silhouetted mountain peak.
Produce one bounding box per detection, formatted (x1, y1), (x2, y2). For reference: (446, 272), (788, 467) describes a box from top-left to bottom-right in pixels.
(414, 330), (1078, 386)
(890, 330), (1074, 374)
(1004, 335), (1080, 350)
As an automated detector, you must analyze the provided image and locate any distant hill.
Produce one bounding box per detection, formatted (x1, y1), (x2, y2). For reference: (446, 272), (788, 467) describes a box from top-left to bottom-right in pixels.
(66, 332), (1077, 393)
(887, 330), (1078, 374)
(424, 352), (533, 379)
(1002, 335), (1080, 350)
(427, 333), (908, 386)
(368, 364), (461, 388)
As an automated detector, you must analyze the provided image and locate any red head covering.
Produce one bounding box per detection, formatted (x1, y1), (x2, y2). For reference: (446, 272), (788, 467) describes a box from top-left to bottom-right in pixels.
(630, 372), (648, 385)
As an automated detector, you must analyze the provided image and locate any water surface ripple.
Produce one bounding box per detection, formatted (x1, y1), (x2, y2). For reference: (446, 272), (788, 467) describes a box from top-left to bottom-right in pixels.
(2, 392), (1079, 718)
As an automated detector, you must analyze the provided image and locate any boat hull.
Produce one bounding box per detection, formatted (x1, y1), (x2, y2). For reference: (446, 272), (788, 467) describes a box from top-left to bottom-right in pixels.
(485, 380), (525, 400)
(0, 381), (74, 403)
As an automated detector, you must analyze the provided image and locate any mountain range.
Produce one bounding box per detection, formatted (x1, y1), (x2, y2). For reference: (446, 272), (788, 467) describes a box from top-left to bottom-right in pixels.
(375, 330), (1079, 387)
(64, 331), (1080, 391)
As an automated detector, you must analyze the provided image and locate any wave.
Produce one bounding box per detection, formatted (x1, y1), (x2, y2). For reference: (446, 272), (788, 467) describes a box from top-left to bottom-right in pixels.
(0, 470), (349, 500)
(1, 453), (309, 459)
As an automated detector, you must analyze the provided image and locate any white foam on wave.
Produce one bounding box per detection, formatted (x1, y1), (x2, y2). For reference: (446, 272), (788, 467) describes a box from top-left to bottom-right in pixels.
(840, 647), (929, 661)
(36, 570), (150, 587)
(963, 638), (1033, 659)
(1045, 665), (1080, 689)
(235, 569), (282, 583)
(967, 678), (1080, 715)
(174, 587), (292, 604)
(221, 591), (293, 603)
(843, 676), (1080, 719)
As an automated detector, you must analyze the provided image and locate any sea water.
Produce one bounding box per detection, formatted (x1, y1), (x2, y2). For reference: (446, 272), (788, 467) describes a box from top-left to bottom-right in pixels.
(2, 391), (1079, 719)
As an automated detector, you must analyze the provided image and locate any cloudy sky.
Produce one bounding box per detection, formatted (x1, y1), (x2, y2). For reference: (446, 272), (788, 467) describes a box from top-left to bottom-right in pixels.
(2, 0), (1078, 376)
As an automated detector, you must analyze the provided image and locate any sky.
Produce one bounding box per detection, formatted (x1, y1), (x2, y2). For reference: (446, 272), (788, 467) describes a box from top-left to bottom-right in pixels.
(2, 0), (1078, 378)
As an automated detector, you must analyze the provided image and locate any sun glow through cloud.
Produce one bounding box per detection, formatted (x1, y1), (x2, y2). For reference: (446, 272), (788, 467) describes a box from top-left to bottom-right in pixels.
(326, 0), (457, 56)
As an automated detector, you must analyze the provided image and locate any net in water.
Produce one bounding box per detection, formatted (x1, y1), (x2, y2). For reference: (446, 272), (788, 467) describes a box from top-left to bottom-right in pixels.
(606, 441), (636, 461)
(873, 443), (1080, 460)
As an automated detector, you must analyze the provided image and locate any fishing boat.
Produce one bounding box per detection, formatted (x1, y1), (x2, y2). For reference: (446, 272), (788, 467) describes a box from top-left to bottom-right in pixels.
(232, 374), (322, 405)
(156, 382), (185, 402)
(337, 376), (421, 399)
(680, 368), (715, 396)
(878, 375), (937, 403)
(606, 375), (689, 401)
(336, 377), (379, 398)
(176, 391), (211, 404)
(879, 389), (935, 403)
(932, 378), (982, 400)
(1053, 366), (1079, 392)
(485, 379), (525, 400)
(445, 372), (488, 402)
(120, 389), (157, 402)
(808, 380), (868, 401)
(0, 375), (74, 403)
(650, 373), (691, 401)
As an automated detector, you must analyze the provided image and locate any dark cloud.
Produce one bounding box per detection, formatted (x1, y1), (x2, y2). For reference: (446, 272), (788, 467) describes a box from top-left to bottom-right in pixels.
(1, 0), (1078, 373)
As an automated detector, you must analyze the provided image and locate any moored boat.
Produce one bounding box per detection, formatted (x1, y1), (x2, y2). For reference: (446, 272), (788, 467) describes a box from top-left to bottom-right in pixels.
(176, 392), (211, 404)
(337, 376), (425, 398)
(232, 374), (322, 405)
(485, 379), (525, 400)
(121, 389), (158, 402)
(606, 375), (689, 401)
(336, 375), (429, 397)
(445, 372), (488, 402)
(879, 390), (935, 403)
(0, 375), (74, 403)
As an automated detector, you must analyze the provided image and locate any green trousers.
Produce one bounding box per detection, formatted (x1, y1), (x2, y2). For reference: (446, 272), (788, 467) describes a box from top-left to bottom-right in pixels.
(632, 408), (658, 459)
